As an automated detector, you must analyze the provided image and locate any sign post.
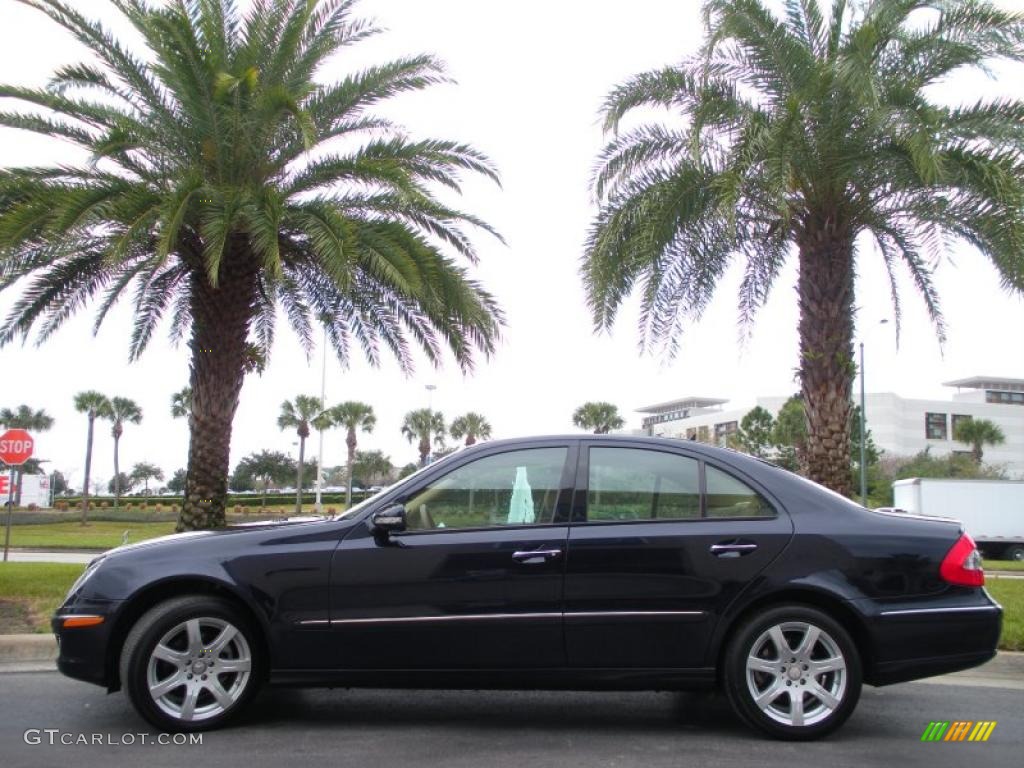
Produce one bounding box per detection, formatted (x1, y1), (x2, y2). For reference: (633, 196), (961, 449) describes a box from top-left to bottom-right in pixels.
(1, 428), (34, 562)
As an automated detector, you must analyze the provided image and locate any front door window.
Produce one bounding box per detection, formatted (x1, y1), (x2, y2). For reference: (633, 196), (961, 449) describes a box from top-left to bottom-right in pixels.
(402, 447), (568, 531)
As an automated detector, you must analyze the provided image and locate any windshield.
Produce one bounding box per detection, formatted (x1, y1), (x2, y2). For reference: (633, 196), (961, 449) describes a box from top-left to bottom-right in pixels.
(333, 452), (462, 520)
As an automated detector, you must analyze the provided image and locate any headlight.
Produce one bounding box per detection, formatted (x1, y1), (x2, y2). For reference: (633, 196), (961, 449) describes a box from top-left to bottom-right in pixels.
(66, 556), (106, 599)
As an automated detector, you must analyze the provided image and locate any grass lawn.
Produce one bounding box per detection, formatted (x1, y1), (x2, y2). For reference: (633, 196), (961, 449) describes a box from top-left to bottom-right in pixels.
(0, 563), (85, 633)
(985, 559), (1024, 572)
(6, 521), (176, 550)
(987, 577), (1024, 652)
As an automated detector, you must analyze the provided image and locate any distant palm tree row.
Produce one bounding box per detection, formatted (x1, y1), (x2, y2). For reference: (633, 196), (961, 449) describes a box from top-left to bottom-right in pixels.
(70, 393), (142, 519)
(0, 395), (149, 520)
(272, 399), (494, 512)
(6, 389), (626, 519)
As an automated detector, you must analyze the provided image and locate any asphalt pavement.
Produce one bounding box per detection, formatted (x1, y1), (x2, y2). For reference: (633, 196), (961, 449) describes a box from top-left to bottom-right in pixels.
(0, 672), (1019, 768)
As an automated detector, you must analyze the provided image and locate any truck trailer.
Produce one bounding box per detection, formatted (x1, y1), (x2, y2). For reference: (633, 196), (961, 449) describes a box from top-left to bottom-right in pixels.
(892, 477), (1024, 561)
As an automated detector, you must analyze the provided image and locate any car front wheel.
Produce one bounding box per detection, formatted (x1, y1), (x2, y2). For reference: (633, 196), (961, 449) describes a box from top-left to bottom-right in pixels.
(723, 605), (862, 740)
(119, 595), (262, 731)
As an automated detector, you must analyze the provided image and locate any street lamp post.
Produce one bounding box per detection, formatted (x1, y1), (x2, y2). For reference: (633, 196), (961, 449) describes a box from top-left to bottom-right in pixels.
(314, 320), (328, 515)
(859, 318), (889, 507)
(425, 384), (437, 465)
(859, 341), (867, 507)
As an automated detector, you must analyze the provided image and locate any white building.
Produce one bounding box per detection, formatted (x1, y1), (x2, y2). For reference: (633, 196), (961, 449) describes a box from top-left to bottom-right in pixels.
(635, 376), (1024, 478)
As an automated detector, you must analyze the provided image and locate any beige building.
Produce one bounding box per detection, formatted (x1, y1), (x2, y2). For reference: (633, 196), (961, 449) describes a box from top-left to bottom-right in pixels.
(634, 377), (1024, 478)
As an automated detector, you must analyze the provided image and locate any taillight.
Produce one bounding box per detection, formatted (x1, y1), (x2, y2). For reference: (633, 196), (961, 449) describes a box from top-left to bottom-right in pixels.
(940, 534), (985, 587)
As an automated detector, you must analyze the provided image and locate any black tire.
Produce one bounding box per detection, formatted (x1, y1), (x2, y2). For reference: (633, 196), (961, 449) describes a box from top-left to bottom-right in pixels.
(723, 605), (862, 740)
(1004, 544), (1024, 562)
(120, 595), (263, 732)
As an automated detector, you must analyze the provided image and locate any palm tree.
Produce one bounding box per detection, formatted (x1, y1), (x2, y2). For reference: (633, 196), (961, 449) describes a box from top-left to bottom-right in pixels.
(325, 401), (376, 507)
(170, 387), (192, 420)
(129, 461), (164, 498)
(572, 402), (624, 434)
(102, 397), (142, 511)
(584, 0), (1024, 496)
(72, 391), (110, 523)
(450, 412), (492, 446)
(0, 0), (503, 531)
(401, 409), (446, 467)
(233, 450), (294, 509)
(954, 418), (1006, 465)
(278, 395), (322, 515)
(0, 405), (54, 507)
(352, 449), (393, 487)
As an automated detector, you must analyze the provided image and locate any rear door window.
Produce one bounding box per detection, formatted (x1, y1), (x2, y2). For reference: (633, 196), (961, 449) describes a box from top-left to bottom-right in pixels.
(587, 447), (701, 521)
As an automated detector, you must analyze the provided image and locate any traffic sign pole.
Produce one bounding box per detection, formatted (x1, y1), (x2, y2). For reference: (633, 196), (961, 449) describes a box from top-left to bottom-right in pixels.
(1, 428), (35, 562)
(3, 466), (14, 562)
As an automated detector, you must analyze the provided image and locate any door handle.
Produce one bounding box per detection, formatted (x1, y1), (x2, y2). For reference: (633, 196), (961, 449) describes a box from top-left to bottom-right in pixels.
(709, 542), (758, 558)
(512, 549), (562, 564)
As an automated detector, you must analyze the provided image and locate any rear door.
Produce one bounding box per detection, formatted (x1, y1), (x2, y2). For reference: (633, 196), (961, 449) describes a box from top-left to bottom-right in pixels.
(564, 442), (793, 669)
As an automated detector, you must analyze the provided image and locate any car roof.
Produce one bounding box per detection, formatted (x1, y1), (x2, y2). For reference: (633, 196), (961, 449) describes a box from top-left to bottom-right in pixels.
(460, 434), (757, 462)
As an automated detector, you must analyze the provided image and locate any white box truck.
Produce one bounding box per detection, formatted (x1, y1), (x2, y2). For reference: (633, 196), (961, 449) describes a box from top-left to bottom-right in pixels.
(892, 478), (1024, 561)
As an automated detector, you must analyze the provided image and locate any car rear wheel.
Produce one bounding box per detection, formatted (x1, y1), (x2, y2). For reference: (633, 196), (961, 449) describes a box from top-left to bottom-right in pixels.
(120, 595), (262, 731)
(723, 605), (862, 740)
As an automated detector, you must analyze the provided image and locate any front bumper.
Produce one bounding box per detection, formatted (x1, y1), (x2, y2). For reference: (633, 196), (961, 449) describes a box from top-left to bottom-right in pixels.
(51, 598), (124, 689)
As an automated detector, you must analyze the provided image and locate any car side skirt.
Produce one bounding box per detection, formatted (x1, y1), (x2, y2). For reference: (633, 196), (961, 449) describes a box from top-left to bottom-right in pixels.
(268, 667), (717, 691)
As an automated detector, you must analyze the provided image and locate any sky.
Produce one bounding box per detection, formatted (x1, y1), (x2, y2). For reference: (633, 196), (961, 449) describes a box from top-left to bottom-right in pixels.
(0, 0), (1022, 492)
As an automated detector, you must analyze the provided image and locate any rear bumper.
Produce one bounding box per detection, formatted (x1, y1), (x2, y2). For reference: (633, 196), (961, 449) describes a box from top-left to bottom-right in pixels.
(854, 592), (1002, 686)
(869, 649), (996, 686)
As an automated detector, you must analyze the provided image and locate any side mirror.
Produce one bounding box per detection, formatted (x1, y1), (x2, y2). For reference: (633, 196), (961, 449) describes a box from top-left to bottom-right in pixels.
(371, 504), (406, 534)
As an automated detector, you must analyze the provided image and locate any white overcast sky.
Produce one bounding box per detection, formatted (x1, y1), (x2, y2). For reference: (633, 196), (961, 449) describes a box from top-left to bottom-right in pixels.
(1, 0), (1022, 489)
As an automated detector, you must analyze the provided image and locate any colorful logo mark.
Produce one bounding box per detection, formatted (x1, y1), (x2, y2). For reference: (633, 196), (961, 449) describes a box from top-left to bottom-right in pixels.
(921, 721), (996, 742)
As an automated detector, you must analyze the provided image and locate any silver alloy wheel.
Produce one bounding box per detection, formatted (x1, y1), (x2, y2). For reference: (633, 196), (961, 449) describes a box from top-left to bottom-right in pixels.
(745, 621), (847, 727)
(146, 617), (252, 722)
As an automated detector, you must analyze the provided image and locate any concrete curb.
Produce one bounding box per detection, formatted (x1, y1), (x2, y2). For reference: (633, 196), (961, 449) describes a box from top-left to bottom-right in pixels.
(6, 547), (107, 554)
(0, 634), (57, 663)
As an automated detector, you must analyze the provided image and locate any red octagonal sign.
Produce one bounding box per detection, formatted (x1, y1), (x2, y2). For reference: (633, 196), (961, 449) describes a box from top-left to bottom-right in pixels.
(0, 429), (34, 466)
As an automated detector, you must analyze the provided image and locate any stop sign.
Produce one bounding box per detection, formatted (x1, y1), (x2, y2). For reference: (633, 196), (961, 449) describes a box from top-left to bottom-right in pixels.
(0, 429), (34, 466)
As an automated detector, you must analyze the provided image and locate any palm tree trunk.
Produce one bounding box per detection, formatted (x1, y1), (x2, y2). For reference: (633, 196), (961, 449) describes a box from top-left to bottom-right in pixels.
(466, 433), (476, 446)
(419, 436), (430, 467)
(178, 242), (259, 532)
(295, 436), (306, 516)
(113, 434), (121, 512)
(81, 414), (94, 525)
(346, 427), (356, 508)
(797, 217), (855, 497)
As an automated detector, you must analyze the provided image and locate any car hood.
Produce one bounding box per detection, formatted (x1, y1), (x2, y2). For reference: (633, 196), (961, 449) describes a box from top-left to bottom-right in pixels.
(103, 517), (333, 558)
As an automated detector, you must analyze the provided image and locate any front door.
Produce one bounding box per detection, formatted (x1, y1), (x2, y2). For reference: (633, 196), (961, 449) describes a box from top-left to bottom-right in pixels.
(329, 443), (575, 669)
(564, 443), (794, 669)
